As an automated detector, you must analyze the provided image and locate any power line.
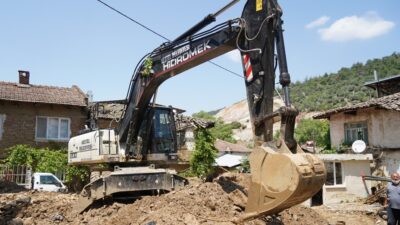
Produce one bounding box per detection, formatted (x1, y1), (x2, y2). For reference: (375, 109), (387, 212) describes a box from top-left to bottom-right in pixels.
(97, 0), (169, 41)
(96, 0), (244, 79)
(208, 61), (244, 79)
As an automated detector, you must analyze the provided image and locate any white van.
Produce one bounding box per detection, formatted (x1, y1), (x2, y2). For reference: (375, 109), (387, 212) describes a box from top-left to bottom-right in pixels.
(32, 172), (67, 192)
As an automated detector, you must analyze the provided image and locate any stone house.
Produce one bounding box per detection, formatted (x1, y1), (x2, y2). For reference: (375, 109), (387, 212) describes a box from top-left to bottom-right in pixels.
(89, 100), (125, 130)
(0, 71), (88, 158)
(314, 92), (400, 176)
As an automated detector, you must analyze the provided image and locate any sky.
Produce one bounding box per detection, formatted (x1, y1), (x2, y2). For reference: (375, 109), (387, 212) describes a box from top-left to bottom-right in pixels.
(0, 0), (399, 115)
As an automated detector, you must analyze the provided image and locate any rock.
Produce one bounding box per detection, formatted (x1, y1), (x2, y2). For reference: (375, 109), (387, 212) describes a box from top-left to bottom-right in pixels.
(51, 213), (64, 221)
(9, 218), (24, 225)
(23, 217), (35, 225)
(183, 213), (199, 225)
(9, 201), (17, 207)
(16, 197), (31, 205)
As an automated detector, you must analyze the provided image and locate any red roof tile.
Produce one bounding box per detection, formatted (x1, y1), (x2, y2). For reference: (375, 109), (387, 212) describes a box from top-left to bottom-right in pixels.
(314, 92), (400, 119)
(0, 81), (87, 106)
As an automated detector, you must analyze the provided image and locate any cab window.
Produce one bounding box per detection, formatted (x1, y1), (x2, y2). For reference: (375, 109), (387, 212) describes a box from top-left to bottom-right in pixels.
(40, 175), (60, 185)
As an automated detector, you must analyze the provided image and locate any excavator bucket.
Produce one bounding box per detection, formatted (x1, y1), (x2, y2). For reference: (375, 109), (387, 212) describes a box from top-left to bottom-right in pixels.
(240, 143), (326, 221)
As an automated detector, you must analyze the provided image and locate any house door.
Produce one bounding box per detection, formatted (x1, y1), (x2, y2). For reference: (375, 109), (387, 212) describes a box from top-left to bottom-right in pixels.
(311, 188), (323, 206)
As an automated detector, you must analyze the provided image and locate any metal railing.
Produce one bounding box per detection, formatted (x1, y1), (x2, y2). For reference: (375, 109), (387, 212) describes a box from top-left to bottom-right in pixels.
(0, 165), (32, 189)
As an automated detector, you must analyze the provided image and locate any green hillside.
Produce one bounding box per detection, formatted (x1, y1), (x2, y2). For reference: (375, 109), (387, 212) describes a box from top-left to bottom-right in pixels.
(286, 53), (400, 112)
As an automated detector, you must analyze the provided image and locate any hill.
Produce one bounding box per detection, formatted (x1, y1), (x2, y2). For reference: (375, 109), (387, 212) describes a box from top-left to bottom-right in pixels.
(288, 53), (400, 112)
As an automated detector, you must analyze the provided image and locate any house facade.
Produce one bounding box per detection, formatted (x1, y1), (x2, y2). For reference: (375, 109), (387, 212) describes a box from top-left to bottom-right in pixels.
(314, 92), (400, 176)
(316, 154), (373, 205)
(0, 71), (88, 158)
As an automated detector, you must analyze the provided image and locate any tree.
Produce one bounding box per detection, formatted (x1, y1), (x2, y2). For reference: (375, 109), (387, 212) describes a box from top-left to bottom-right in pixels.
(190, 128), (218, 178)
(192, 111), (216, 121)
(295, 119), (330, 148)
(192, 111), (241, 143)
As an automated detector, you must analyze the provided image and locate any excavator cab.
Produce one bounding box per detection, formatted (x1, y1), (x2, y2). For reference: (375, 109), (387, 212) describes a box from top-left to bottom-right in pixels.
(131, 106), (178, 161)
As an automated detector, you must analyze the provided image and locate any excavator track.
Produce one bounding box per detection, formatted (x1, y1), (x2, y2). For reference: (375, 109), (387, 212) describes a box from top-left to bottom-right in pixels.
(74, 167), (187, 213)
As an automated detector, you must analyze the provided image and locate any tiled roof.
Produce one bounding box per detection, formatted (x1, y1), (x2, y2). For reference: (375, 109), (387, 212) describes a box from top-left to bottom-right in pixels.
(214, 139), (252, 153)
(0, 81), (87, 107)
(314, 92), (400, 119)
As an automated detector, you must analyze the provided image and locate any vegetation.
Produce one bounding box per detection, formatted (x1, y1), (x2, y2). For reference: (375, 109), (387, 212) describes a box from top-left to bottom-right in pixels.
(189, 128), (218, 178)
(192, 111), (216, 122)
(192, 111), (241, 143)
(281, 53), (400, 112)
(141, 57), (153, 77)
(4, 145), (89, 190)
(240, 156), (250, 173)
(295, 119), (330, 148)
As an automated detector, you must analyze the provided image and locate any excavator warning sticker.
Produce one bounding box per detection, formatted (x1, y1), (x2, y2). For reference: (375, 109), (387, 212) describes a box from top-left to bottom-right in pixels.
(256, 0), (263, 11)
(243, 54), (254, 82)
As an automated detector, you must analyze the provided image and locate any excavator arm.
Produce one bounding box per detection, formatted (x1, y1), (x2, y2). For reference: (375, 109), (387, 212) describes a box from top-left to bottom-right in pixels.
(118, 19), (241, 158)
(119, 0), (290, 155)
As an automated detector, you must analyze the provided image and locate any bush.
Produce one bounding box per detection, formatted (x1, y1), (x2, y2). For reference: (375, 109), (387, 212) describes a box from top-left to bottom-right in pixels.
(240, 156), (250, 173)
(189, 128), (218, 178)
(5, 145), (89, 190)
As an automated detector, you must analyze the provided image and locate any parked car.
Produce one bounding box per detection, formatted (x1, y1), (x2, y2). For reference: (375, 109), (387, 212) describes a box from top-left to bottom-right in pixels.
(32, 172), (67, 192)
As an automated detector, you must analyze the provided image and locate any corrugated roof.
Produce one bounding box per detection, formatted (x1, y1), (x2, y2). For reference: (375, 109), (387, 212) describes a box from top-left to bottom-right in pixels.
(314, 92), (400, 119)
(0, 81), (87, 106)
(215, 154), (244, 167)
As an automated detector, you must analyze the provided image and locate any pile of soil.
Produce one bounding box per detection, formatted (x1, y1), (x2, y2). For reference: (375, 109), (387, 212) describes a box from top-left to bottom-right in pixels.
(0, 191), (77, 225)
(0, 173), (330, 225)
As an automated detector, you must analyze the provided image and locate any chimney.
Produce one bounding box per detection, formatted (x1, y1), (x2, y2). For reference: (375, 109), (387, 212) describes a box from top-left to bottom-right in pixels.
(18, 70), (30, 85)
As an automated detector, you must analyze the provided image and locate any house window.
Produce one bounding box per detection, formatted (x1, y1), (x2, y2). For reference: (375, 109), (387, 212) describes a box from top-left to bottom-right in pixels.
(36, 117), (70, 141)
(344, 122), (368, 145)
(325, 161), (343, 186)
(0, 114), (4, 140)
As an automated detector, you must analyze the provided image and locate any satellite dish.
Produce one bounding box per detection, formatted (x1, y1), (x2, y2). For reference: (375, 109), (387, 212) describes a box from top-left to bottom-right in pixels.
(352, 140), (366, 153)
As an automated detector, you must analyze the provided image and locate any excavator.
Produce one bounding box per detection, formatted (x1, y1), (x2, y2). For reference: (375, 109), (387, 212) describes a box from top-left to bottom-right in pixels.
(68, 0), (326, 222)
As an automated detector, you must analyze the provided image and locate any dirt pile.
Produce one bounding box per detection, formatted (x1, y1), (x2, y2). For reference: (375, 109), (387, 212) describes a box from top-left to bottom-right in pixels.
(313, 204), (385, 225)
(0, 191), (77, 225)
(0, 173), (330, 225)
(0, 181), (26, 194)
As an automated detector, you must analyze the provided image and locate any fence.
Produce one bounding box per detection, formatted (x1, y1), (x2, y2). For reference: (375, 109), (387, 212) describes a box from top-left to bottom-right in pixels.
(0, 165), (32, 189)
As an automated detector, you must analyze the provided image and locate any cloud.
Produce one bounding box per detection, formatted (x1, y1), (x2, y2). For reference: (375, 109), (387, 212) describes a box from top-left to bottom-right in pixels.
(305, 16), (330, 29)
(318, 11), (395, 42)
(226, 50), (241, 63)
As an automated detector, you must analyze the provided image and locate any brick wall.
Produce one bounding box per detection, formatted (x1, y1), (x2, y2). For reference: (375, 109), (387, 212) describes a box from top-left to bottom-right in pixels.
(0, 100), (88, 158)
(97, 118), (119, 130)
